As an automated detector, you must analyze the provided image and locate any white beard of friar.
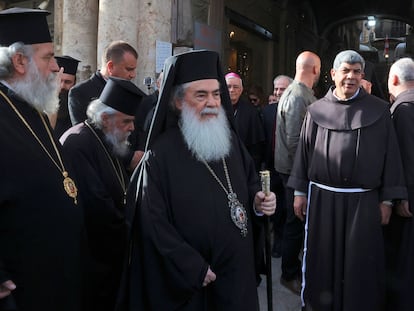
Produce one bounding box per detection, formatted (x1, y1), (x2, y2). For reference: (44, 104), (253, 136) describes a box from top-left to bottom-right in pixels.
(10, 58), (60, 114)
(179, 102), (231, 162)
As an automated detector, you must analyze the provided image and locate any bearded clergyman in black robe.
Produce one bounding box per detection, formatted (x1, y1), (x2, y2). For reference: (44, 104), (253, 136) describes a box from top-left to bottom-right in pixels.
(288, 50), (407, 311)
(0, 8), (84, 311)
(60, 77), (144, 311)
(120, 50), (277, 311)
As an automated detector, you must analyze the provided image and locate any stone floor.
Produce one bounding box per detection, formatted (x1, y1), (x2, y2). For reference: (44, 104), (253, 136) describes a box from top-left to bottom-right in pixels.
(258, 256), (302, 311)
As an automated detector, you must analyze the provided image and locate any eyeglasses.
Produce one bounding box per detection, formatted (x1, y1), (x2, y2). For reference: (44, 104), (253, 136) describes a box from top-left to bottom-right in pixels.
(249, 97), (259, 103)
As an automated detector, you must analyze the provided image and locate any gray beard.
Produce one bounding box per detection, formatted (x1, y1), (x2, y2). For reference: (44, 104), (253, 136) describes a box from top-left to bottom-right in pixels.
(179, 103), (231, 162)
(10, 59), (59, 114)
(104, 127), (131, 158)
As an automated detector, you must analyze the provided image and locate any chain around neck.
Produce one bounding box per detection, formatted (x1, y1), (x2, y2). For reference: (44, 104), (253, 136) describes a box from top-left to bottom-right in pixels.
(84, 121), (127, 196)
(0, 89), (66, 174)
(202, 158), (234, 195)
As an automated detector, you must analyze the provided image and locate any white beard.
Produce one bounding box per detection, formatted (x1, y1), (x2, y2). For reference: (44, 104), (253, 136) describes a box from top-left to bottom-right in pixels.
(104, 127), (131, 158)
(10, 58), (59, 114)
(179, 102), (231, 162)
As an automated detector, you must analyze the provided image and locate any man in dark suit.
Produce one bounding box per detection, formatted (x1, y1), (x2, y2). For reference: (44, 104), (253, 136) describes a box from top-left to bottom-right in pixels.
(68, 40), (138, 126)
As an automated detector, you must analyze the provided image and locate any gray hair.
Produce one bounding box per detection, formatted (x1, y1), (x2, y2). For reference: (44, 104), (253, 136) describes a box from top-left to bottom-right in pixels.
(390, 57), (414, 82)
(273, 74), (293, 85)
(86, 99), (117, 129)
(333, 50), (365, 71)
(170, 82), (191, 111)
(0, 42), (33, 79)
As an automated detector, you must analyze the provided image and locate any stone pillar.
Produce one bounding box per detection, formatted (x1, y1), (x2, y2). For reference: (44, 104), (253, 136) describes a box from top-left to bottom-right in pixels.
(62, 0), (99, 81)
(176, 0), (193, 45)
(53, 0), (63, 55)
(191, 0), (209, 24)
(209, 0), (224, 56)
(135, 0), (172, 90)
(97, 0), (140, 73)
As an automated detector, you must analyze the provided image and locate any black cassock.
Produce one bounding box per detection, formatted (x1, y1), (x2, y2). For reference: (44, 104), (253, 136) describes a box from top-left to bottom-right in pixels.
(61, 122), (129, 311)
(126, 127), (262, 310)
(54, 92), (72, 139)
(0, 83), (84, 311)
(385, 89), (414, 311)
(288, 88), (407, 311)
(233, 98), (265, 171)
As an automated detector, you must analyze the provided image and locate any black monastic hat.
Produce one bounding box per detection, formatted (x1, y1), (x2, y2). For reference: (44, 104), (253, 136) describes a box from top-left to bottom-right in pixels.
(99, 77), (146, 116)
(145, 49), (235, 150)
(172, 50), (220, 85)
(55, 55), (81, 76)
(0, 8), (52, 46)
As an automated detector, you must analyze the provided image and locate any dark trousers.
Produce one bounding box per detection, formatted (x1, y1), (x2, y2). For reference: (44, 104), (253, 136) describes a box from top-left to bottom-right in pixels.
(270, 169), (286, 251)
(279, 173), (304, 281)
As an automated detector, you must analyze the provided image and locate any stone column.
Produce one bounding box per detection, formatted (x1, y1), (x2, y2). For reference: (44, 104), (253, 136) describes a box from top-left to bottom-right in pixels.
(97, 0), (140, 69)
(62, 0), (99, 81)
(134, 0), (172, 90)
(191, 0), (209, 23)
(53, 0), (63, 55)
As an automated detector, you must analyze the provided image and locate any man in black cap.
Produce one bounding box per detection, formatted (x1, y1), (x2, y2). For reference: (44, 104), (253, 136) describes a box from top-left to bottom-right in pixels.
(51, 55), (80, 138)
(68, 40), (144, 172)
(60, 77), (144, 311)
(123, 50), (276, 310)
(0, 7), (84, 311)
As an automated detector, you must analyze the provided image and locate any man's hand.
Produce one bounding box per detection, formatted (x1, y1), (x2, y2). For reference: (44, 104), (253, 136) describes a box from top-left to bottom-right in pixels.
(293, 195), (307, 221)
(254, 191), (276, 216)
(57, 66), (64, 85)
(0, 280), (16, 299)
(379, 202), (393, 225)
(202, 267), (216, 287)
(395, 200), (412, 218)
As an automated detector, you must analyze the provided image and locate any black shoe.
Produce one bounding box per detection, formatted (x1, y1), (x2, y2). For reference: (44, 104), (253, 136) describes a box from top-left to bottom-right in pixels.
(280, 276), (301, 296)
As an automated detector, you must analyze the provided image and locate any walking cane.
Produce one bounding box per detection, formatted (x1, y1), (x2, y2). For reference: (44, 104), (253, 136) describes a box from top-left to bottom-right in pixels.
(260, 170), (273, 311)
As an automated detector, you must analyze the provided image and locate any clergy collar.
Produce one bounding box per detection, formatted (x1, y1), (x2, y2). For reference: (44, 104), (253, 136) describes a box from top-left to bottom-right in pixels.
(332, 86), (360, 101)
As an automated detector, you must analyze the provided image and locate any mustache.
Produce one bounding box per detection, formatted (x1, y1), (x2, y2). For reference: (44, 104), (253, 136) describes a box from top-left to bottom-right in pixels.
(200, 107), (219, 115)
